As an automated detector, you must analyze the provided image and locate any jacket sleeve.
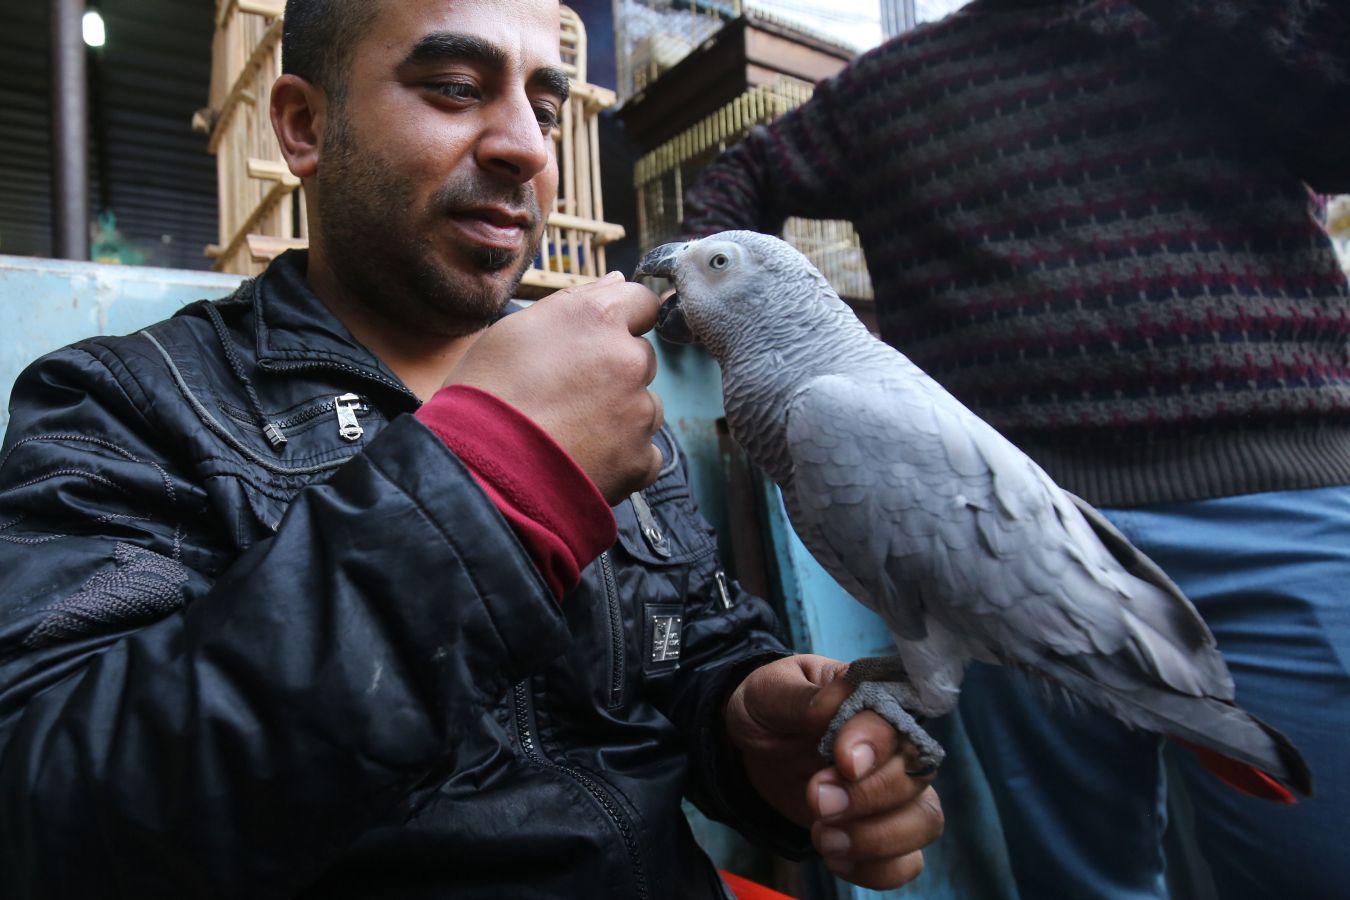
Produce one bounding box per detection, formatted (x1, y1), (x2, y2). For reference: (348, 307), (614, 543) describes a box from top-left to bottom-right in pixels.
(1130, 0), (1350, 191)
(646, 433), (813, 858)
(680, 61), (863, 240)
(0, 342), (570, 899)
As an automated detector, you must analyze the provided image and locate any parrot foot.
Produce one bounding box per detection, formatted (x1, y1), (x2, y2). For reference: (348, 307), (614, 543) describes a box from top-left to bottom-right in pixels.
(817, 680), (946, 777)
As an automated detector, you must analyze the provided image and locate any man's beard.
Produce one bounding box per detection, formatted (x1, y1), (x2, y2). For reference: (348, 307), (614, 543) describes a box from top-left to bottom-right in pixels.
(473, 245), (517, 272)
(315, 115), (544, 337)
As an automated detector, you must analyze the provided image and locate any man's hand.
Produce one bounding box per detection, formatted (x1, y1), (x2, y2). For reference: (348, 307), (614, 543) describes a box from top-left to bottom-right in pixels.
(724, 655), (944, 890)
(447, 273), (665, 505)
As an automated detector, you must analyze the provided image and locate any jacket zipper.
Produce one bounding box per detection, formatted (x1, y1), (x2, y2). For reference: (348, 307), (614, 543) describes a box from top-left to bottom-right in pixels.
(511, 682), (649, 900)
(218, 394), (372, 430)
(257, 358), (419, 403)
(599, 551), (625, 710)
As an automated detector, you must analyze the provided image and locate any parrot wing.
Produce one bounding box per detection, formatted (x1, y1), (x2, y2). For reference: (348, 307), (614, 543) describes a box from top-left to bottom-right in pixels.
(782, 369), (1231, 697)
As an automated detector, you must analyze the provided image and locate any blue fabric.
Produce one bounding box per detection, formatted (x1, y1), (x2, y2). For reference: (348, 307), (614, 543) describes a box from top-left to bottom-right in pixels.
(958, 484), (1350, 900)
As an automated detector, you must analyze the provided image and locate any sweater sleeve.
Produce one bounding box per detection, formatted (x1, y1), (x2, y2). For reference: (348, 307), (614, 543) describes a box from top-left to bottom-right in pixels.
(1130, 0), (1350, 191)
(415, 384), (617, 602)
(680, 59), (864, 239)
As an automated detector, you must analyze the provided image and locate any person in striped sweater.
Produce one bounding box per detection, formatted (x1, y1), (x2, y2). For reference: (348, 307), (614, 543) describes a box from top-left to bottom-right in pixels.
(681, 1), (1350, 896)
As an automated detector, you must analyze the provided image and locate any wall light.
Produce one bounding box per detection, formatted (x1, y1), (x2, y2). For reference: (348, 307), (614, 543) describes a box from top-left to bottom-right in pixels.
(83, 10), (106, 48)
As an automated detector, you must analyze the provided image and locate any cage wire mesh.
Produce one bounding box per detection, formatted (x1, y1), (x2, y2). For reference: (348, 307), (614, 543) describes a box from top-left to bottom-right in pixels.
(615, 0), (742, 103)
(633, 76), (873, 301)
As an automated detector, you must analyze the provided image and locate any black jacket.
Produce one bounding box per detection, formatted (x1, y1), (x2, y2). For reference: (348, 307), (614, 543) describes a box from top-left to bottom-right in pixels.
(0, 252), (803, 899)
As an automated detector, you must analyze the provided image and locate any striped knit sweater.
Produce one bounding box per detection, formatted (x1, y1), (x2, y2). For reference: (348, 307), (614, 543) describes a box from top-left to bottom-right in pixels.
(681, 0), (1350, 508)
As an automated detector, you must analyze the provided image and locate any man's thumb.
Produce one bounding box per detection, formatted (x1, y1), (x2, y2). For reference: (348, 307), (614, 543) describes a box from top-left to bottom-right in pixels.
(738, 655), (852, 736)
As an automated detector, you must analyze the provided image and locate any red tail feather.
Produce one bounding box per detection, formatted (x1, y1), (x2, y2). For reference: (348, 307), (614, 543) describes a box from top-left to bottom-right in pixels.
(1171, 737), (1296, 804)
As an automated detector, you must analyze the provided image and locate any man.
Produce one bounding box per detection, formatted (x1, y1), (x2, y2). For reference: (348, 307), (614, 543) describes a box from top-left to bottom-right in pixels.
(681, 1), (1350, 897)
(0, 1), (942, 897)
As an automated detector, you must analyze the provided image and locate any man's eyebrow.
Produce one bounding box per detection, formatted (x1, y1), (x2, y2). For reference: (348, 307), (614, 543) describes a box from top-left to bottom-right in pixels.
(400, 32), (507, 72)
(531, 67), (571, 104)
(400, 31), (571, 103)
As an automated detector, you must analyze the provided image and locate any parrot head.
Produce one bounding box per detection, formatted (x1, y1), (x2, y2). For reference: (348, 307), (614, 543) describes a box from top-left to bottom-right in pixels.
(633, 230), (838, 358)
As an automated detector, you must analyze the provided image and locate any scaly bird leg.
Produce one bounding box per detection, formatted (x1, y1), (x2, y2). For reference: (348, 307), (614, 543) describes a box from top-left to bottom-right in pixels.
(818, 665), (946, 777)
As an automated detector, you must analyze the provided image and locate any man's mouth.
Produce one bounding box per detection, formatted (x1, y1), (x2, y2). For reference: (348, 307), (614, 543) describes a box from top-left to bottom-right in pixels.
(473, 206), (534, 229)
(447, 206), (535, 251)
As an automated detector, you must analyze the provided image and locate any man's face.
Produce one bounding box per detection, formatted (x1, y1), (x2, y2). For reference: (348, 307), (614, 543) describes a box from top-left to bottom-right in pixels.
(314, 0), (565, 336)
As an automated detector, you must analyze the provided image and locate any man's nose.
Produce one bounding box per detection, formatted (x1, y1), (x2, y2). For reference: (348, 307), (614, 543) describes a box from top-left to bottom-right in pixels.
(477, 92), (552, 184)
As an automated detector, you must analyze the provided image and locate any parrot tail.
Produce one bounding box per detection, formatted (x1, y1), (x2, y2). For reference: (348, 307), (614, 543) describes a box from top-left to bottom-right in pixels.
(1034, 658), (1314, 803)
(1170, 720), (1311, 804)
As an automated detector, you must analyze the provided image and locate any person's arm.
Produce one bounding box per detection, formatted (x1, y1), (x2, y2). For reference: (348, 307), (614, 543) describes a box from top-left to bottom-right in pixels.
(680, 60), (866, 239)
(0, 347), (567, 899)
(1130, 0), (1350, 191)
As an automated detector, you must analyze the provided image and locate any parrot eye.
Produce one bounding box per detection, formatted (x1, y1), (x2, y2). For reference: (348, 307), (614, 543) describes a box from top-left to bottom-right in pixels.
(709, 252), (730, 270)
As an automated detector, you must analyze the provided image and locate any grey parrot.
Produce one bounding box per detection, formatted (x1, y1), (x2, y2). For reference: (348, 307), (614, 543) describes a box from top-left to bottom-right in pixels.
(635, 230), (1311, 802)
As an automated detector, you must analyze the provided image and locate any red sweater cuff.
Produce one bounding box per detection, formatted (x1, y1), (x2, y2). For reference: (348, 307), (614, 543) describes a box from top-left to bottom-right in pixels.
(415, 384), (617, 602)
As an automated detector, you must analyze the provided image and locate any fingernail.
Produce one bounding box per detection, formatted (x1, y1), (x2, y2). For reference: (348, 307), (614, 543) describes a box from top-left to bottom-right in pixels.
(851, 743), (876, 778)
(818, 827), (851, 856)
(817, 783), (849, 818)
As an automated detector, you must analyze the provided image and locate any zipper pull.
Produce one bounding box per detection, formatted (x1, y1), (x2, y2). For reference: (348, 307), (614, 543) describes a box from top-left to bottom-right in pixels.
(628, 491), (672, 558)
(334, 393), (365, 442)
(714, 570), (734, 610)
(262, 423), (287, 449)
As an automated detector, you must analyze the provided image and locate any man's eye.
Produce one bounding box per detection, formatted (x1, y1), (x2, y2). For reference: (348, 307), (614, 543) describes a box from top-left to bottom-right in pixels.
(534, 103), (561, 132)
(429, 81), (479, 102)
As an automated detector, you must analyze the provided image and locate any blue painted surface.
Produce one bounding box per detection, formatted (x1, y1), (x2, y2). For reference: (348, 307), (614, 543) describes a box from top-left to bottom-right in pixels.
(0, 255), (245, 430)
(759, 485), (1018, 900)
(652, 335), (1018, 900)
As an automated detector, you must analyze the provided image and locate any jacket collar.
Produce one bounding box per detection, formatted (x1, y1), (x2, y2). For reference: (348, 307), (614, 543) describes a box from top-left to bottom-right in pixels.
(249, 250), (412, 394)
(248, 249), (527, 400)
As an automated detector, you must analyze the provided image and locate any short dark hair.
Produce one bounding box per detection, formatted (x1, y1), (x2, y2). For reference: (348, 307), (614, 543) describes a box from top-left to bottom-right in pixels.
(282, 0), (380, 102)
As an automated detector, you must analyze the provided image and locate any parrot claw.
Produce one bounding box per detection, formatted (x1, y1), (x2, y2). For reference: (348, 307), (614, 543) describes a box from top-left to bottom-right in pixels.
(818, 680), (946, 776)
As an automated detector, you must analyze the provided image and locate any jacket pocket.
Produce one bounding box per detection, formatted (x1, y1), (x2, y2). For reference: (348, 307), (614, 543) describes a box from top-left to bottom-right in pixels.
(613, 483), (717, 681)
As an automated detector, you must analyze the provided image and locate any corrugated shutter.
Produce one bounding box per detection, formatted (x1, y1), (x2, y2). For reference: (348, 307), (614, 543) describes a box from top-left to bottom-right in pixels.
(0, 0), (218, 270)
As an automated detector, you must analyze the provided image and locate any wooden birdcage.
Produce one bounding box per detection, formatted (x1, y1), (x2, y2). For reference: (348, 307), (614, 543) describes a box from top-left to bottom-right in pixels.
(198, 2), (624, 291)
(634, 77), (873, 303)
(198, 0), (298, 277)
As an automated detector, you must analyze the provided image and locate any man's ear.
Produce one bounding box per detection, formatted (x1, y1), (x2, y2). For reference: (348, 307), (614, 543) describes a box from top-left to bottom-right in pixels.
(270, 73), (326, 180)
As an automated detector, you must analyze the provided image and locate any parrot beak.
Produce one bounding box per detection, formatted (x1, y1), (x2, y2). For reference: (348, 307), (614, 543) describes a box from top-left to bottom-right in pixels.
(655, 293), (696, 345)
(632, 241), (684, 280)
(633, 242), (697, 345)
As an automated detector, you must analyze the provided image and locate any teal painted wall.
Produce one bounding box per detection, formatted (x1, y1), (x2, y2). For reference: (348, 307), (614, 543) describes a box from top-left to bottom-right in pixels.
(0, 255), (245, 431)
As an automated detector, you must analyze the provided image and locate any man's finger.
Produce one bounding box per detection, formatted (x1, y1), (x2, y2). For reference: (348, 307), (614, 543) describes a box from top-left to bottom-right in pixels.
(809, 755), (935, 824)
(606, 275), (661, 335)
(726, 655), (845, 741)
(647, 389), (665, 434)
(542, 272), (661, 336)
(811, 784), (943, 862)
(829, 707), (904, 781)
(822, 849), (927, 892)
